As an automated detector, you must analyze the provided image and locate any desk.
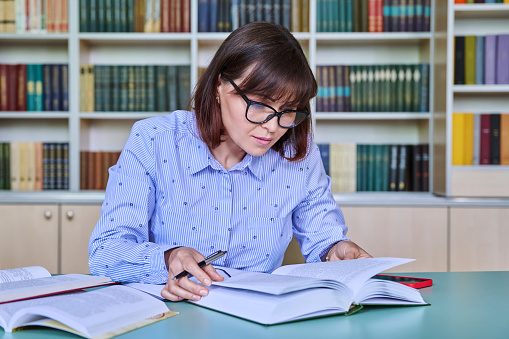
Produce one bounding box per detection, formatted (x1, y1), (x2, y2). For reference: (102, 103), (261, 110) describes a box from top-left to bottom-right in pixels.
(1, 272), (508, 339)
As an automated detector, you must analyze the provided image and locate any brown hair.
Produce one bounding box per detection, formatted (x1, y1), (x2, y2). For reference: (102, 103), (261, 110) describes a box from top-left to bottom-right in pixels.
(191, 22), (317, 162)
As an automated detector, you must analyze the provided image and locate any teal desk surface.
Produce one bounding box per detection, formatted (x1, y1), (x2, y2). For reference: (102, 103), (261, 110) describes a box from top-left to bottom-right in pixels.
(1, 271), (508, 339)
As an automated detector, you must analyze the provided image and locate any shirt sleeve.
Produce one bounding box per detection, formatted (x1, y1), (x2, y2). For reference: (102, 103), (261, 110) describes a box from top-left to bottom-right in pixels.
(88, 121), (172, 284)
(291, 143), (350, 263)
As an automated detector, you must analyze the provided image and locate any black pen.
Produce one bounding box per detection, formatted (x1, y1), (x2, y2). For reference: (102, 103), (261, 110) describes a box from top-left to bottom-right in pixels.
(172, 250), (227, 280)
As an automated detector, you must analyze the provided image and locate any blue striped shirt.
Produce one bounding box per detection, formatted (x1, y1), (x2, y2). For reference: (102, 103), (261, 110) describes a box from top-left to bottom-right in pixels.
(88, 110), (349, 284)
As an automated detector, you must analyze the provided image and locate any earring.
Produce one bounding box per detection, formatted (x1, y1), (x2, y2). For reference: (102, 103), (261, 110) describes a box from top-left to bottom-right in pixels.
(216, 96), (220, 104)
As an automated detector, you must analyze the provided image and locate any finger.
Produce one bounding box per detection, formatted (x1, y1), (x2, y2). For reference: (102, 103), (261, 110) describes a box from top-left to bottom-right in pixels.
(177, 276), (211, 297)
(162, 279), (205, 301)
(203, 264), (225, 282)
(180, 262), (216, 287)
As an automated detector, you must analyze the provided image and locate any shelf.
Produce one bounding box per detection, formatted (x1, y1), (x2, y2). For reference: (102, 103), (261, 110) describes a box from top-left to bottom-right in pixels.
(315, 112), (430, 120)
(454, 4), (509, 19)
(452, 165), (509, 172)
(453, 85), (509, 93)
(79, 33), (192, 43)
(0, 112), (70, 119)
(80, 112), (169, 119)
(315, 32), (431, 44)
(0, 191), (105, 204)
(0, 33), (69, 41)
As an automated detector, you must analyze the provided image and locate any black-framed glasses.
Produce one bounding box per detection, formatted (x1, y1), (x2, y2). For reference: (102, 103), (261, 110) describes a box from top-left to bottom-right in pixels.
(224, 77), (310, 129)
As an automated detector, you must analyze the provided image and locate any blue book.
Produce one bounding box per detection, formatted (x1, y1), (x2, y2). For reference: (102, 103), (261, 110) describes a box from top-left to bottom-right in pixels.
(210, 0), (218, 31)
(61, 65), (69, 111)
(42, 65), (52, 111)
(198, 0), (209, 32)
(317, 144), (330, 176)
(475, 36), (485, 85)
(419, 63), (429, 113)
(345, 0), (353, 32)
(51, 65), (62, 111)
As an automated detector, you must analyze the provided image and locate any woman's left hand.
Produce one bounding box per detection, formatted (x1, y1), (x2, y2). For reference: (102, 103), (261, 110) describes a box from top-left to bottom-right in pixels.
(327, 240), (372, 261)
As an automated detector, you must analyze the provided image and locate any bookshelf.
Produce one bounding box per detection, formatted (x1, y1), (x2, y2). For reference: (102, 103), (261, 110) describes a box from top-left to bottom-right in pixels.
(433, 0), (509, 197)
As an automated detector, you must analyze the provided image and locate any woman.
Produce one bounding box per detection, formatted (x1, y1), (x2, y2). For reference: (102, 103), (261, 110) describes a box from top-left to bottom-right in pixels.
(89, 22), (371, 303)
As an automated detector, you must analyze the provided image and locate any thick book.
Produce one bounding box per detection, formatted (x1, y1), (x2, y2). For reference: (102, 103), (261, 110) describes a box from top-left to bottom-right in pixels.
(484, 35), (497, 85)
(496, 35), (509, 84)
(480, 114), (491, 165)
(454, 36), (465, 85)
(0, 284), (174, 339)
(128, 258), (427, 325)
(0, 266), (115, 304)
(490, 114), (501, 165)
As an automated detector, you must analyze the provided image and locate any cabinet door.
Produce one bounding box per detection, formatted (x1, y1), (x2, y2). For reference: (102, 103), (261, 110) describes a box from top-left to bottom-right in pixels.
(0, 204), (59, 273)
(450, 207), (509, 272)
(342, 206), (448, 272)
(60, 204), (102, 274)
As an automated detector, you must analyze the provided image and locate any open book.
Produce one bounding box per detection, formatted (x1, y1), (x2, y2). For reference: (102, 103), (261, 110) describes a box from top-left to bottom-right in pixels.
(127, 257), (428, 325)
(0, 266), (115, 304)
(0, 285), (176, 339)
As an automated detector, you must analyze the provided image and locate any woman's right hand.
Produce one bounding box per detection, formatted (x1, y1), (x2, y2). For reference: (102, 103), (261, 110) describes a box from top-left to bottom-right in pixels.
(161, 247), (224, 302)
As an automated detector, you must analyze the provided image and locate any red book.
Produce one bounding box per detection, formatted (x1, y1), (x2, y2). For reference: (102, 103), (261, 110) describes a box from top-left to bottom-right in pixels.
(376, 0), (383, 32)
(368, 0), (376, 32)
(181, 0), (190, 32)
(7, 65), (18, 111)
(17, 64), (27, 111)
(480, 114), (491, 165)
(454, 0), (466, 3)
(0, 65), (8, 111)
(161, 0), (170, 32)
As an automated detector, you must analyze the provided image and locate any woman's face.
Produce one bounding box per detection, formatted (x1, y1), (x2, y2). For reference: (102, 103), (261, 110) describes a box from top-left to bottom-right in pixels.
(216, 75), (291, 157)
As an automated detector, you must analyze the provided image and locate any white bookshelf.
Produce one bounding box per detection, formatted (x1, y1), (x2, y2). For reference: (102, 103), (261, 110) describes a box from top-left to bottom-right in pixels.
(1, 0), (439, 202)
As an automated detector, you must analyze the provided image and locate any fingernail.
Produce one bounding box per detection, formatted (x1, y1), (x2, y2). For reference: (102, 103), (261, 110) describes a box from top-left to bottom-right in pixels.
(199, 289), (208, 296)
(192, 295), (201, 301)
(204, 278), (211, 286)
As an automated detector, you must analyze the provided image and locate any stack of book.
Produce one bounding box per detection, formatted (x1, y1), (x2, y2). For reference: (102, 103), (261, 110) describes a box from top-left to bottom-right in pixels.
(0, 142), (69, 191)
(0, 0), (69, 33)
(79, 0), (190, 32)
(198, 0), (309, 32)
(453, 113), (509, 166)
(316, 0), (431, 33)
(80, 150), (121, 190)
(79, 64), (190, 112)
(0, 64), (68, 112)
(316, 64), (429, 113)
(454, 35), (509, 85)
(318, 143), (429, 193)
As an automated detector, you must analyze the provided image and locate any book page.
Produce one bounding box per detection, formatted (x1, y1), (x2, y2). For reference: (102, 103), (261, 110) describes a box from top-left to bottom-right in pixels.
(0, 274), (113, 304)
(0, 266), (51, 283)
(272, 258), (415, 295)
(1, 285), (172, 337)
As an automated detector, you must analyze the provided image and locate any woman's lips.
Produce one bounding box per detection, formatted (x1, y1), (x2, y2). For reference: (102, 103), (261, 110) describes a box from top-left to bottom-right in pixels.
(253, 136), (272, 145)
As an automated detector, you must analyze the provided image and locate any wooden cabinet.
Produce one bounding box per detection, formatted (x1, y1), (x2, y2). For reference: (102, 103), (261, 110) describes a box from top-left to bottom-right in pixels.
(0, 204), (59, 273)
(60, 204), (102, 274)
(341, 206), (448, 272)
(450, 207), (509, 272)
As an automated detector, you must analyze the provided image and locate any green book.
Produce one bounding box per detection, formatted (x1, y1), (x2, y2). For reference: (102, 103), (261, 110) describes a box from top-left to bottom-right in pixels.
(353, 0), (361, 32)
(374, 65), (381, 111)
(102, 66), (111, 111)
(4, 143), (10, 190)
(146, 65), (156, 112)
(355, 65), (363, 112)
(338, 0), (346, 32)
(374, 145), (383, 191)
(367, 144), (375, 191)
(119, 66), (128, 111)
(361, 66), (368, 112)
(356, 144), (362, 191)
(349, 66), (357, 111)
(167, 65), (178, 111)
(388, 144), (398, 191)
(34, 64), (43, 112)
(80, 0), (89, 32)
(464, 35), (476, 85)
(111, 66), (120, 111)
(139, 66), (147, 111)
(412, 64), (421, 112)
(381, 145), (390, 191)
(127, 0), (135, 32)
(396, 65), (405, 112)
(97, 0), (106, 32)
(94, 65), (103, 111)
(366, 65), (374, 112)
(345, 0), (353, 32)
(178, 66), (191, 110)
(135, 66), (143, 111)
(156, 65), (167, 112)
(0, 143), (4, 190)
(120, 0), (128, 32)
(382, 65), (391, 112)
(105, 0), (114, 32)
(404, 64), (413, 112)
(90, 0), (98, 32)
(114, 0), (121, 32)
(128, 66), (136, 111)
(360, 0), (368, 32)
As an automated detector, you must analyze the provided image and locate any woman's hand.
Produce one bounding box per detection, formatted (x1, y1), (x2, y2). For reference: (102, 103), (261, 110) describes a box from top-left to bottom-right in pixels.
(327, 240), (372, 261)
(161, 247), (224, 302)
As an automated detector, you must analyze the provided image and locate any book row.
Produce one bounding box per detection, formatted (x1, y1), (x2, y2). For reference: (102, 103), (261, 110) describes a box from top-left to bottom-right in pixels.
(452, 113), (509, 166)
(454, 35), (509, 85)
(0, 142), (69, 191)
(198, 0), (308, 32)
(0, 64), (68, 112)
(79, 64), (190, 112)
(80, 150), (121, 190)
(79, 0), (190, 33)
(0, 0), (69, 33)
(317, 143), (429, 193)
(316, 64), (429, 113)
(454, 0), (508, 3)
(317, 0), (431, 33)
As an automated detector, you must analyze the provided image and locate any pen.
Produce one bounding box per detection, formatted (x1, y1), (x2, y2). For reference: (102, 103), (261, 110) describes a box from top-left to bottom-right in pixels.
(172, 250), (227, 280)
